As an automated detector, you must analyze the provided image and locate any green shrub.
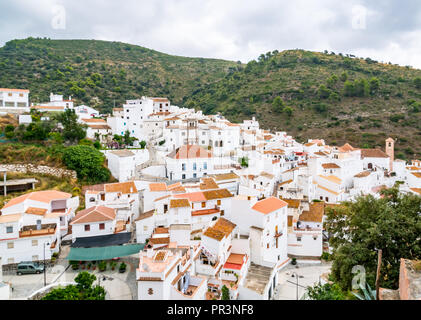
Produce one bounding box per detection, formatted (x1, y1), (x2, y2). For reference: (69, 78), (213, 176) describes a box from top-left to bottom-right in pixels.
(98, 261), (107, 272)
(63, 145), (110, 183)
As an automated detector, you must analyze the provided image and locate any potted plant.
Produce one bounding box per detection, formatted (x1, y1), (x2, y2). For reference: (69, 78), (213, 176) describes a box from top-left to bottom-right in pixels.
(99, 261), (107, 272)
(110, 261), (116, 271)
(81, 264), (85, 270)
(119, 262), (127, 273)
(92, 264), (97, 271)
(291, 257), (297, 265)
(87, 263), (91, 270)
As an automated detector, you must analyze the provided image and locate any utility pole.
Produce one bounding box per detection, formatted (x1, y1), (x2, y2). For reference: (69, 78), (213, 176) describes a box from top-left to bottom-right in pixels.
(43, 242), (50, 287)
(291, 272), (299, 300)
(375, 249), (382, 300)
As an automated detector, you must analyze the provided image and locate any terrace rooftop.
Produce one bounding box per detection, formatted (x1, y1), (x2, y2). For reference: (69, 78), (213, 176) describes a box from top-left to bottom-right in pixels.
(243, 263), (273, 295)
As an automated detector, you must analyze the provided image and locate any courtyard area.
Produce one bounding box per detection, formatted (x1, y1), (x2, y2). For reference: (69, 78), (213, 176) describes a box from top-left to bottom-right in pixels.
(2, 245), (138, 300)
(274, 261), (332, 300)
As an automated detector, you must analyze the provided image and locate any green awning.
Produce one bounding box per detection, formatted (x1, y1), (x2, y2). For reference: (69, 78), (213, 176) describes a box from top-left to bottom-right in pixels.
(66, 244), (145, 261)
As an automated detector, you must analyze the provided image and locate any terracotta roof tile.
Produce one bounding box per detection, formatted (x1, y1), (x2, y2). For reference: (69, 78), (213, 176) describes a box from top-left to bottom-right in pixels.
(338, 143), (356, 153)
(173, 191), (206, 202)
(191, 208), (220, 216)
(279, 179), (293, 186)
(318, 175), (342, 184)
(71, 206), (116, 224)
(299, 202), (325, 223)
(411, 172), (421, 178)
(202, 189), (233, 200)
(25, 207), (48, 216)
(322, 163), (341, 169)
(410, 188), (421, 195)
(199, 178), (219, 190)
(135, 210), (154, 221)
(280, 198), (301, 209)
(317, 185), (340, 195)
(2, 190), (71, 210)
(0, 88), (29, 92)
(203, 217), (236, 241)
(149, 237), (170, 245)
(360, 148), (389, 158)
(105, 181), (137, 194)
(170, 199), (190, 208)
(251, 197), (288, 214)
(354, 171), (371, 178)
(149, 183), (168, 192)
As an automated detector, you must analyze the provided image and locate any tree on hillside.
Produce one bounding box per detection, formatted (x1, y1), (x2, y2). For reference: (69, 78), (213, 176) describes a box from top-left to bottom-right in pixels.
(325, 187), (421, 291)
(414, 77), (421, 89)
(317, 84), (331, 99)
(55, 109), (86, 143)
(354, 78), (370, 97)
(369, 77), (380, 95)
(63, 145), (110, 183)
(15, 121), (53, 142)
(340, 71), (348, 82)
(283, 106), (293, 117)
(272, 96), (285, 112)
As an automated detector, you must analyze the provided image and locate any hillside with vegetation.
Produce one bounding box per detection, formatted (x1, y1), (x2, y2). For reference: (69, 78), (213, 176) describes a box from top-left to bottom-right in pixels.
(187, 50), (421, 159)
(0, 37), (238, 112)
(1, 38), (421, 158)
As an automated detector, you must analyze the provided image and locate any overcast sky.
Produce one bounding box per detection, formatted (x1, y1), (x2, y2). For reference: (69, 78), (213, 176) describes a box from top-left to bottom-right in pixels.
(1, 0), (421, 68)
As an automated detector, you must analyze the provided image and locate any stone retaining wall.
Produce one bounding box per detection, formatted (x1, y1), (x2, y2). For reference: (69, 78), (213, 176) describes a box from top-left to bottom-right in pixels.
(0, 164), (77, 179)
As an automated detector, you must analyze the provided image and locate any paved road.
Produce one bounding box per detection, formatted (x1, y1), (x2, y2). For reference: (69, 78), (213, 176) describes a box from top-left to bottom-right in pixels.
(274, 261), (332, 300)
(3, 246), (137, 300)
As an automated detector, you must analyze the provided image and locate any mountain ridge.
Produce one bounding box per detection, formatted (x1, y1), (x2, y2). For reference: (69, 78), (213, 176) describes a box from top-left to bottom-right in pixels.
(1, 38), (420, 158)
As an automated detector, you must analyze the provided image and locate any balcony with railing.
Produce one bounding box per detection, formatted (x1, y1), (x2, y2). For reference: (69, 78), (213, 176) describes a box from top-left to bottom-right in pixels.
(19, 223), (57, 238)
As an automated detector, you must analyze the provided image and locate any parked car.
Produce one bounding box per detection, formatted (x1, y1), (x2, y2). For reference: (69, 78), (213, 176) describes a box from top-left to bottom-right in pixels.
(16, 261), (45, 275)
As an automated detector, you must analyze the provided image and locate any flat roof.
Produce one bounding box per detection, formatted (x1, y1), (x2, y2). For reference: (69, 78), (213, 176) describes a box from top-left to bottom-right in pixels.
(243, 263), (273, 295)
(0, 178), (38, 187)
